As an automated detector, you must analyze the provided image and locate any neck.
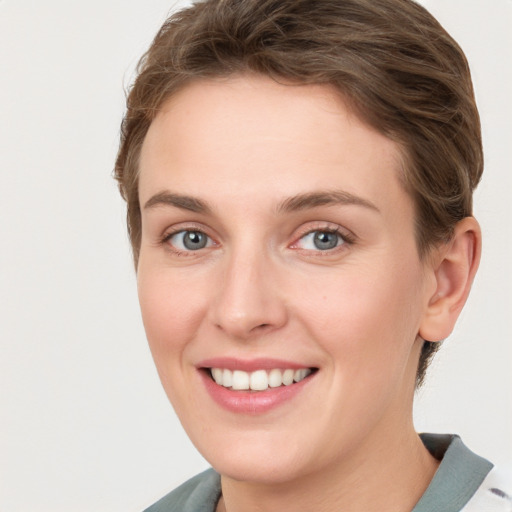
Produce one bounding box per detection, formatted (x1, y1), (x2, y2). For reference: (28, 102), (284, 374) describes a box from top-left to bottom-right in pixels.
(217, 424), (439, 512)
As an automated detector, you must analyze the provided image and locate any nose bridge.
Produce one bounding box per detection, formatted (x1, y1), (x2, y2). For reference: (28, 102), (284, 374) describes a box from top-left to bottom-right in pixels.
(210, 239), (287, 339)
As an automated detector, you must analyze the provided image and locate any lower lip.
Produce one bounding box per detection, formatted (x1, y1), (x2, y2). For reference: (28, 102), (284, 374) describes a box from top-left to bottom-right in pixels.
(199, 370), (314, 414)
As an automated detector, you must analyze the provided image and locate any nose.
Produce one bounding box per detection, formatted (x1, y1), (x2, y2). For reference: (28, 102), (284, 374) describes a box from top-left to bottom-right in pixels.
(209, 247), (288, 340)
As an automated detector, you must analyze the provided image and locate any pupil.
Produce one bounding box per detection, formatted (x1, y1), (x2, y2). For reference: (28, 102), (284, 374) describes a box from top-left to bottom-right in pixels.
(314, 231), (338, 250)
(184, 231), (207, 250)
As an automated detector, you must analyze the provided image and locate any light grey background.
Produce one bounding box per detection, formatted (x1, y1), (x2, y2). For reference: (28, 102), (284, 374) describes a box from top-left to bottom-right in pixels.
(1, 1), (511, 511)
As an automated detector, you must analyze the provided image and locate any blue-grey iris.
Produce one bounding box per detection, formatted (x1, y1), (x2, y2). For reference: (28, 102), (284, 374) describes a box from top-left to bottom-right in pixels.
(314, 231), (339, 250)
(183, 231), (208, 250)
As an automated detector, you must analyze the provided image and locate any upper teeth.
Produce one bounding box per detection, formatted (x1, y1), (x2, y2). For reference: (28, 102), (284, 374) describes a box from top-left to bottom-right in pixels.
(210, 368), (312, 391)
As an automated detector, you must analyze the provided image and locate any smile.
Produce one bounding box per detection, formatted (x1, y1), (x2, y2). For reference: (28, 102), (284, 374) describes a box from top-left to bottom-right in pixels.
(210, 368), (312, 391)
(199, 359), (318, 413)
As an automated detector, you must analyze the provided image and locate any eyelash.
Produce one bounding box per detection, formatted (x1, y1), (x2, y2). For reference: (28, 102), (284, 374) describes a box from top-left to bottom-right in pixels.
(160, 225), (216, 256)
(159, 225), (355, 256)
(291, 226), (355, 253)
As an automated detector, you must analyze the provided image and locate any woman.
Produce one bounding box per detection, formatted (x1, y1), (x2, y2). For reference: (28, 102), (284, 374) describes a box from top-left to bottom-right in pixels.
(115, 0), (511, 510)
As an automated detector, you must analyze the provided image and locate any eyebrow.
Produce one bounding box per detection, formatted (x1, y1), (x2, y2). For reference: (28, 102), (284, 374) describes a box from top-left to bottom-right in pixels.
(143, 189), (379, 215)
(277, 190), (380, 214)
(143, 191), (212, 214)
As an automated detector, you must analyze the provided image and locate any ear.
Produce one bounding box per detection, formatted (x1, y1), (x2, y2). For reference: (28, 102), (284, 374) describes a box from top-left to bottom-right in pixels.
(419, 217), (481, 342)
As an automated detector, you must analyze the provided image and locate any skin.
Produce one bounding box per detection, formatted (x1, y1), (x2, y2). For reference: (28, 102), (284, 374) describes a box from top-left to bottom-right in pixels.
(136, 75), (480, 512)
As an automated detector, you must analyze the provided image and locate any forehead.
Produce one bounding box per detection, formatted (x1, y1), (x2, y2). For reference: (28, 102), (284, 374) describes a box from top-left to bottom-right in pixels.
(138, 75), (409, 218)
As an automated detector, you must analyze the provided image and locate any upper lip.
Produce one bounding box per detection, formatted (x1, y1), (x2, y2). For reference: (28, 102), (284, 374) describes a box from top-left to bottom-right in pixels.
(197, 357), (315, 372)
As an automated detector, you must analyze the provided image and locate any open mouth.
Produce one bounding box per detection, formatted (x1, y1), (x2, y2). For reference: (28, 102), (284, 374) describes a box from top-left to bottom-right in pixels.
(207, 367), (317, 391)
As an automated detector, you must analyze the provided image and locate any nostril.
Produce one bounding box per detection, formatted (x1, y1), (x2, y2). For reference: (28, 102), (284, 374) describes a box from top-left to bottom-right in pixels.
(253, 323), (271, 332)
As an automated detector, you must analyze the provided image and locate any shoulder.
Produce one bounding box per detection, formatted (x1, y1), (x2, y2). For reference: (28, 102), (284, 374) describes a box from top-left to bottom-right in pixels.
(462, 465), (512, 512)
(143, 469), (221, 512)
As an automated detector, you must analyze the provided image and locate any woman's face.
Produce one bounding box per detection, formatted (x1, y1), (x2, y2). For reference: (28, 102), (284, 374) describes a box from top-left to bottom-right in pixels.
(137, 75), (435, 483)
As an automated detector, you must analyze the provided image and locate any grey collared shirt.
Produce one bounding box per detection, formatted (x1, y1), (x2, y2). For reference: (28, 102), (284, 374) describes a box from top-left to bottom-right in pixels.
(144, 434), (502, 512)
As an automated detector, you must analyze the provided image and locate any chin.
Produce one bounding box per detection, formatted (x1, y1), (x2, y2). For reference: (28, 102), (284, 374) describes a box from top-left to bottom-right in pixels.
(213, 456), (308, 485)
(192, 432), (317, 484)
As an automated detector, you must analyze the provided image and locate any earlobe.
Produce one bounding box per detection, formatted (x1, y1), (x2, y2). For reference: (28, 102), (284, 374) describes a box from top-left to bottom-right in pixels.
(419, 217), (481, 342)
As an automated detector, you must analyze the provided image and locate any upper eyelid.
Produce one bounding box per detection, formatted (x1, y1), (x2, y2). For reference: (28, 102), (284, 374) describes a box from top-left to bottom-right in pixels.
(292, 229), (346, 249)
(161, 228), (217, 256)
(291, 222), (355, 242)
(159, 224), (218, 253)
(161, 222), (213, 239)
(158, 221), (355, 247)
(165, 229), (213, 243)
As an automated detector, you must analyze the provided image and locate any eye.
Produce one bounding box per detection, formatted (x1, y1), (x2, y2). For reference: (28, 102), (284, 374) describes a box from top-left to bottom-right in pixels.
(296, 229), (345, 251)
(166, 230), (213, 252)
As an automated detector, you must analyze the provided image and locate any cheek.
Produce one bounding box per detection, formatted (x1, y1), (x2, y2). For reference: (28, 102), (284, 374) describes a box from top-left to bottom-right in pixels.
(296, 260), (424, 370)
(137, 266), (209, 361)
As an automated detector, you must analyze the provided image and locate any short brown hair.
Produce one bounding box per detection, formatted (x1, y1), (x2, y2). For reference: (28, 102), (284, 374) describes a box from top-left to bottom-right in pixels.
(115, 0), (483, 386)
